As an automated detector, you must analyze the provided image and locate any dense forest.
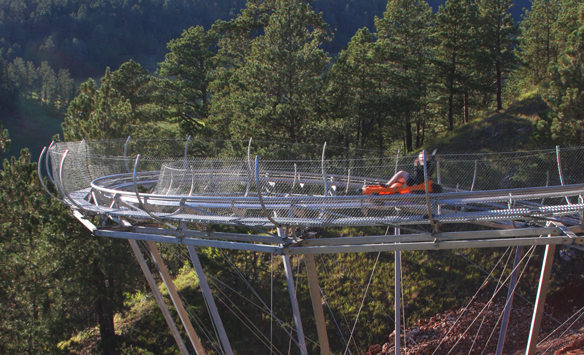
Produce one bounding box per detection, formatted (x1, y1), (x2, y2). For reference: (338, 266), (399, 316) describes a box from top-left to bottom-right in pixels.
(2, 0), (584, 353)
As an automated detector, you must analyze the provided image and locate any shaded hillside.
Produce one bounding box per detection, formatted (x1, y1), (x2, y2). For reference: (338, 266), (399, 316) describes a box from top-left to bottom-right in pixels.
(426, 93), (552, 153)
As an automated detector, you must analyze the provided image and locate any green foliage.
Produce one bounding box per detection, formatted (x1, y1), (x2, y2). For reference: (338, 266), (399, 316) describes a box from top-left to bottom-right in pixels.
(63, 60), (171, 140)
(0, 123), (9, 153)
(4, 0), (584, 353)
(477, 0), (519, 111)
(434, 0), (480, 130)
(6, 57), (75, 113)
(324, 28), (383, 151)
(518, 0), (561, 86)
(0, 149), (145, 353)
(209, 0), (331, 144)
(375, 0), (435, 151)
(158, 26), (217, 135)
(545, 20), (584, 144)
(0, 0), (248, 77)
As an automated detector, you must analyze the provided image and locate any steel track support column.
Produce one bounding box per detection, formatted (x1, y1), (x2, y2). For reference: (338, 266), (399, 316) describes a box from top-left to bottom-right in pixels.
(186, 245), (234, 355)
(147, 241), (207, 355)
(128, 240), (189, 355)
(304, 253), (331, 355)
(395, 227), (402, 355)
(279, 226), (308, 355)
(496, 246), (522, 355)
(525, 243), (557, 355)
(283, 254), (308, 355)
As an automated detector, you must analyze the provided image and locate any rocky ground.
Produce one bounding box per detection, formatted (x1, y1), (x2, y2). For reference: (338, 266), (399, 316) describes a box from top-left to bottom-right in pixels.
(361, 283), (584, 355)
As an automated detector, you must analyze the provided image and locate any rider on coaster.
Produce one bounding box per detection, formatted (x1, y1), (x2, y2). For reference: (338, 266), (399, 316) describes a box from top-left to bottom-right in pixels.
(385, 150), (437, 188)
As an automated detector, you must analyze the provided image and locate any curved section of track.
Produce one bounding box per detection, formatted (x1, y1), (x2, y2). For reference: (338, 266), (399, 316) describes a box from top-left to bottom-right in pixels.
(41, 139), (584, 229)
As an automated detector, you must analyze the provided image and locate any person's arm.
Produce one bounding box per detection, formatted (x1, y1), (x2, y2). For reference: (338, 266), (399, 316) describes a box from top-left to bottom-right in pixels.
(387, 170), (410, 186)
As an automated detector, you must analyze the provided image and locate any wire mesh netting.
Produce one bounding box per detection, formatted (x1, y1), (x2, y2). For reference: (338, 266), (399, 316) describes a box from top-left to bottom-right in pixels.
(43, 138), (584, 227)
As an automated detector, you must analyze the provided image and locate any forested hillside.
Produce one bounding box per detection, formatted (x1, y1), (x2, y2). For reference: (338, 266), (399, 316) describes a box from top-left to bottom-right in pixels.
(2, 0), (584, 353)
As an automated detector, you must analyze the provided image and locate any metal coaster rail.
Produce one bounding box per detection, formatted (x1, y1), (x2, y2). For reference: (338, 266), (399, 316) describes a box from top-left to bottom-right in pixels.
(39, 138), (584, 355)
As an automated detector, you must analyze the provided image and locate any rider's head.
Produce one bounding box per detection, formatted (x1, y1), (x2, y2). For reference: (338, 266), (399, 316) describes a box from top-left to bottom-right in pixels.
(414, 151), (425, 166)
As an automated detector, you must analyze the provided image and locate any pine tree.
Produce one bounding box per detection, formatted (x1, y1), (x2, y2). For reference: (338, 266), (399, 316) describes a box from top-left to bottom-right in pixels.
(325, 28), (382, 151)
(477, 0), (518, 111)
(210, 0), (330, 144)
(208, 0), (279, 140)
(375, 0), (434, 151)
(63, 60), (163, 141)
(519, 0), (561, 86)
(545, 21), (584, 144)
(0, 149), (143, 354)
(0, 124), (9, 154)
(39, 61), (56, 105)
(434, 0), (478, 130)
(158, 26), (217, 135)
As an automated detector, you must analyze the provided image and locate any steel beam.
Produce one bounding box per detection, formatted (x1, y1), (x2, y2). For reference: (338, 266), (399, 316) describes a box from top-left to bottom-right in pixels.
(296, 227), (562, 247)
(131, 226), (284, 244)
(282, 254), (308, 355)
(526, 243), (557, 355)
(304, 253), (330, 355)
(496, 246), (522, 355)
(147, 241), (207, 355)
(95, 229), (281, 254)
(284, 236), (575, 255)
(186, 245), (234, 355)
(395, 249), (401, 355)
(128, 239), (189, 355)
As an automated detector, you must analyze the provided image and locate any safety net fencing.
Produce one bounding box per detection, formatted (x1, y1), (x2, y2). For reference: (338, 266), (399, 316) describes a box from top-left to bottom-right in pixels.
(42, 138), (584, 227)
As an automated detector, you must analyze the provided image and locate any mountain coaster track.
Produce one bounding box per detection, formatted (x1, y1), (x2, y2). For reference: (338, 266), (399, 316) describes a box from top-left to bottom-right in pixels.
(39, 138), (584, 355)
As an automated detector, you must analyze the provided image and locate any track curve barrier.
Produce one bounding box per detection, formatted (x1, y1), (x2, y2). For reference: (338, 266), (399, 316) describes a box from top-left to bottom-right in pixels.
(40, 138), (584, 228)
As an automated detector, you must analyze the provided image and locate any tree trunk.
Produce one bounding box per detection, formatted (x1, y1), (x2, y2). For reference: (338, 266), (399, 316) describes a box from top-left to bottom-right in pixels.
(463, 91), (469, 124)
(448, 89), (454, 131)
(496, 59), (502, 111)
(405, 110), (413, 152)
(94, 261), (116, 355)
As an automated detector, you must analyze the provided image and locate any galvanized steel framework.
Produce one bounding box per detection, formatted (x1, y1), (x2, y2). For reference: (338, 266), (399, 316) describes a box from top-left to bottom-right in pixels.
(40, 139), (584, 355)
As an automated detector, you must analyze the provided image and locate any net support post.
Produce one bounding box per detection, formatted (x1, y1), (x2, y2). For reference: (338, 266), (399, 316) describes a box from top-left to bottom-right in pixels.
(556, 145), (571, 205)
(422, 150), (436, 233)
(395, 228), (401, 355)
(128, 239), (189, 355)
(525, 242), (557, 355)
(279, 227), (308, 355)
(322, 142), (328, 196)
(147, 241), (207, 355)
(124, 136), (132, 173)
(304, 253), (331, 355)
(496, 245), (522, 355)
(186, 245), (234, 355)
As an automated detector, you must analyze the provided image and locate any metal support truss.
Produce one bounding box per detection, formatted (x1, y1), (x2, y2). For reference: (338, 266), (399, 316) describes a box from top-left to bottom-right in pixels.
(146, 241), (207, 355)
(280, 227), (308, 355)
(525, 241), (557, 355)
(496, 245), (522, 355)
(395, 247), (402, 355)
(304, 253), (331, 355)
(187, 245), (234, 355)
(128, 239), (190, 355)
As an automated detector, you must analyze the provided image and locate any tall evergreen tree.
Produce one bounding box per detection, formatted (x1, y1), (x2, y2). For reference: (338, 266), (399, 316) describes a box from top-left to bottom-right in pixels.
(375, 0), (434, 151)
(325, 28), (382, 151)
(0, 149), (143, 354)
(208, 0), (279, 140)
(0, 124), (9, 154)
(39, 61), (57, 105)
(519, 0), (561, 86)
(210, 0), (330, 143)
(434, 0), (478, 130)
(545, 21), (584, 144)
(158, 26), (217, 135)
(477, 0), (518, 111)
(63, 60), (165, 141)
